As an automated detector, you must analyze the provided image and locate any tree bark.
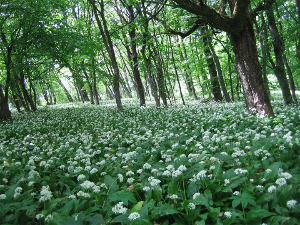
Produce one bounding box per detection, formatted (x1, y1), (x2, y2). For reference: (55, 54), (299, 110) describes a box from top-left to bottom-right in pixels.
(230, 18), (274, 116)
(172, 0), (275, 116)
(208, 39), (231, 102)
(0, 84), (12, 120)
(201, 28), (223, 102)
(267, 8), (293, 105)
(88, 0), (123, 111)
(58, 79), (74, 102)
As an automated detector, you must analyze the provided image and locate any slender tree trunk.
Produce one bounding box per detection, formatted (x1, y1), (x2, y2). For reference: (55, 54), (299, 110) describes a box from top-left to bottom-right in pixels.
(82, 64), (95, 104)
(58, 79), (73, 102)
(19, 71), (36, 111)
(283, 54), (298, 104)
(208, 40), (231, 102)
(127, 5), (146, 106)
(169, 37), (185, 105)
(0, 84), (11, 120)
(201, 28), (223, 101)
(182, 43), (198, 100)
(267, 8), (293, 105)
(297, 0), (300, 59)
(88, 0), (123, 111)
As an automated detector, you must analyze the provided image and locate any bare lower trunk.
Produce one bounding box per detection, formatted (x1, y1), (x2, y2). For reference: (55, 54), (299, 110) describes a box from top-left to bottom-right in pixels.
(230, 18), (274, 116)
(0, 84), (12, 120)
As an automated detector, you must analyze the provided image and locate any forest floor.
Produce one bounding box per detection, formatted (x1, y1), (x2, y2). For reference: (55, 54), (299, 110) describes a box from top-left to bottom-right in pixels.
(0, 96), (299, 224)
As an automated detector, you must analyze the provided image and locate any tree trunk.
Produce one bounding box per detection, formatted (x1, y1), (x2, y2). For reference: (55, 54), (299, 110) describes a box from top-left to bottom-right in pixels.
(230, 18), (274, 116)
(267, 8), (293, 105)
(0, 84), (12, 120)
(208, 41), (231, 102)
(58, 79), (73, 102)
(128, 5), (146, 107)
(153, 50), (168, 107)
(170, 37), (185, 105)
(297, 0), (300, 59)
(88, 0), (123, 111)
(201, 30), (223, 102)
(19, 71), (36, 111)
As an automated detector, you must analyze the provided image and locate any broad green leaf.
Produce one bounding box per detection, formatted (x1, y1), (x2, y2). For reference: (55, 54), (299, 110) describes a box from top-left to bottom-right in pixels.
(108, 190), (137, 205)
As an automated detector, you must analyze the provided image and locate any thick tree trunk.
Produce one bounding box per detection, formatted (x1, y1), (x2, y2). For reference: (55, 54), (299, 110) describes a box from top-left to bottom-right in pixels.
(0, 84), (12, 120)
(267, 8), (293, 105)
(230, 18), (274, 116)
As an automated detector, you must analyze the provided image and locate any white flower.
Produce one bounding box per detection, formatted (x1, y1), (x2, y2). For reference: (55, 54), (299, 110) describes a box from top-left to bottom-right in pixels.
(233, 191), (240, 196)
(188, 203), (196, 210)
(193, 192), (201, 200)
(0, 194), (6, 200)
(266, 169), (272, 173)
(224, 179), (230, 186)
(143, 186), (150, 191)
(2, 178), (8, 183)
(143, 163), (151, 169)
(77, 191), (90, 198)
(127, 178), (135, 184)
(112, 202), (127, 214)
(80, 180), (96, 189)
(148, 177), (161, 186)
(224, 211), (232, 218)
(128, 212), (140, 221)
(279, 172), (292, 180)
(126, 171), (134, 176)
(286, 200), (297, 209)
(162, 170), (172, 177)
(117, 174), (123, 182)
(45, 214), (53, 222)
(178, 165), (187, 171)
(14, 187), (22, 199)
(90, 168), (98, 174)
(234, 168), (248, 175)
(275, 178), (287, 186)
(68, 194), (76, 199)
(172, 170), (182, 177)
(168, 194), (179, 199)
(35, 213), (44, 219)
(77, 174), (85, 181)
(137, 169), (143, 174)
(39, 186), (52, 202)
(268, 185), (276, 194)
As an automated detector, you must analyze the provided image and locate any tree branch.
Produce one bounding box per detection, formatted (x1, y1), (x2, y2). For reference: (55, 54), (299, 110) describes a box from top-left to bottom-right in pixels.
(251, 0), (276, 18)
(172, 0), (232, 33)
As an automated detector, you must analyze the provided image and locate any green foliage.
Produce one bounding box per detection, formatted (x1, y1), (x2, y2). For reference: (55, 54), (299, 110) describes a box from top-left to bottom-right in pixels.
(0, 99), (299, 224)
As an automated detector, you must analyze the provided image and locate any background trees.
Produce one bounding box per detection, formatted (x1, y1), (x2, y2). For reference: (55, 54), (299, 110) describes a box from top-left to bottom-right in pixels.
(0, 0), (299, 119)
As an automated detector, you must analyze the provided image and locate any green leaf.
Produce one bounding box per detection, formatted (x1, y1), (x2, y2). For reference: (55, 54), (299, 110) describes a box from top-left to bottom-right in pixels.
(108, 190), (137, 205)
(104, 175), (116, 186)
(246, 209), (276, 223)
(194, 195), (210, 208)
(130, 201), (144, 212)
(232, 199), (240, 208)
(155, 204), (179, 216)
